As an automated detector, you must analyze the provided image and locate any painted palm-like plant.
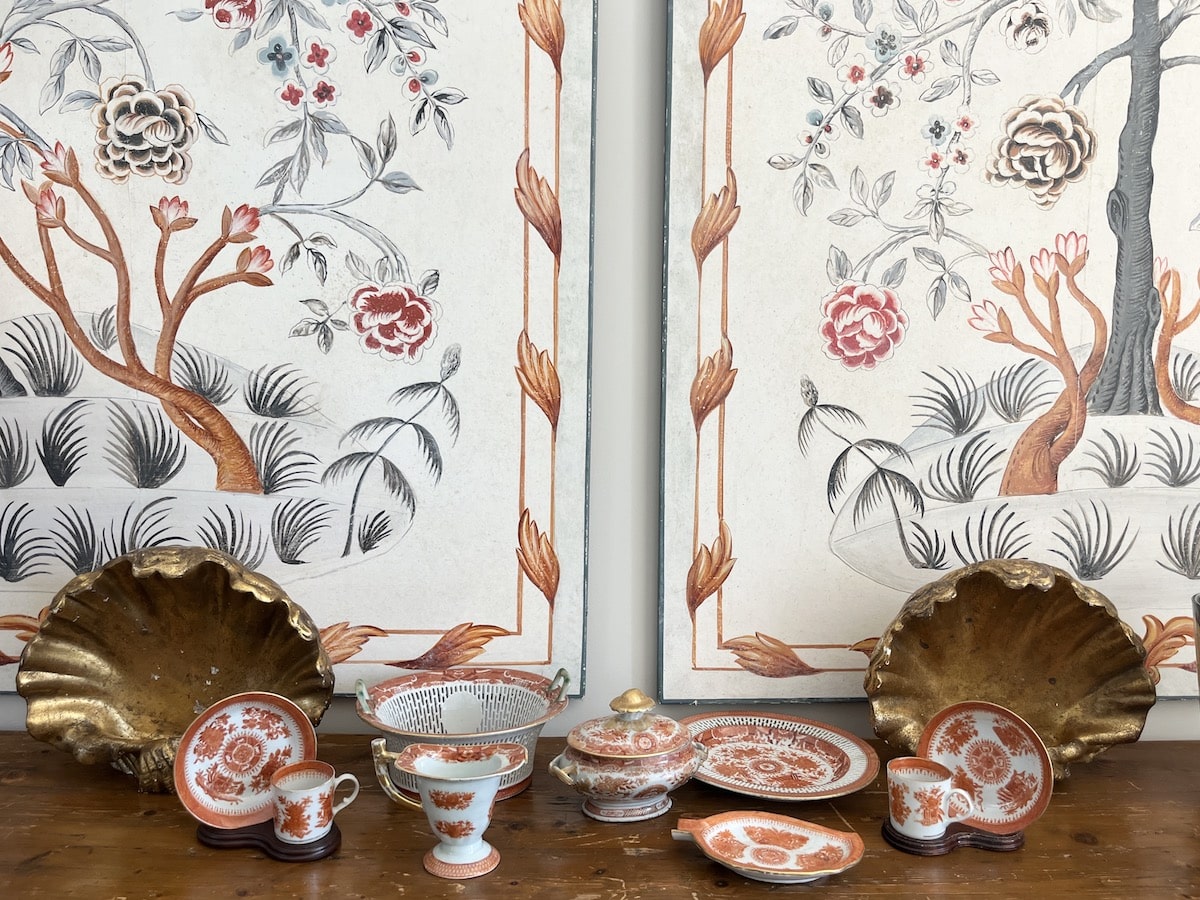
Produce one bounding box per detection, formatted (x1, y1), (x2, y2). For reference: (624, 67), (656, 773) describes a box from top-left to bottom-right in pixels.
(37, 399), (89, 486)
(798, 377), (924, 565)
(323, 344), (461, 556)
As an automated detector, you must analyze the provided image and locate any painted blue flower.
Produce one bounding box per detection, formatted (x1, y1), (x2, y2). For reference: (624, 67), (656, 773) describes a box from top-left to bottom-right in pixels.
(805, 109), (824, 126)
(866, 24), (900, 62)
(816, 2), (834, 21)
(922, 114), (952, 146)
(257, 36), (297, 78)
(320, 0), (348, 5)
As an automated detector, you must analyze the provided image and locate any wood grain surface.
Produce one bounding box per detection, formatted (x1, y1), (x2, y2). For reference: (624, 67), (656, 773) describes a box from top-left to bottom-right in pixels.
(1, 732), (1198, 898)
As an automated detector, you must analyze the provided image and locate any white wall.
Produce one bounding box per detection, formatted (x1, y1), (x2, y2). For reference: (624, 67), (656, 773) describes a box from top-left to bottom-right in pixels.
(2, 0), (1196, 744)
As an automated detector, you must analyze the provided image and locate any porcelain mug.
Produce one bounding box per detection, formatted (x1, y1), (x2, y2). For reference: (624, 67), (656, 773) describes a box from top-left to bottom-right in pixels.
(270, 760), (359, 844)
(886, 757), (974, 841)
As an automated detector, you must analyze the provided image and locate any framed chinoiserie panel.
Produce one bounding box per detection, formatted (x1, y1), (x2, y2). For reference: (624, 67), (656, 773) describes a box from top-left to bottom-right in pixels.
(661, 0), (1198, 702)
(0, 0), (593, 693)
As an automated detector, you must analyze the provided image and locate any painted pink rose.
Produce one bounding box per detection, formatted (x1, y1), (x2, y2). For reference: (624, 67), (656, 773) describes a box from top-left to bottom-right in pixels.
(350, 282), (440, 362)
(206, 0), (257, 29)
(819, 281), (908, 370)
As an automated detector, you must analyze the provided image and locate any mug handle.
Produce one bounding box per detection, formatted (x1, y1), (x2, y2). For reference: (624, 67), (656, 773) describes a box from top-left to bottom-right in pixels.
(331, 773), (360, 817)
(946, 787), (975, 824)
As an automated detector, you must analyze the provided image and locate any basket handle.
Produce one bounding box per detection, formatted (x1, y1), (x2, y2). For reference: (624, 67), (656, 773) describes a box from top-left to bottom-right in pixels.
(546, 668), (570, 701)
(355, 678), (372, 717)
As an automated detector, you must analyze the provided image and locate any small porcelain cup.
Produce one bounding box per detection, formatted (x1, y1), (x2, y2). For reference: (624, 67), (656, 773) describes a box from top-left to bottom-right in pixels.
(886, 757), (974, 841)
(270, 760), (359, 844)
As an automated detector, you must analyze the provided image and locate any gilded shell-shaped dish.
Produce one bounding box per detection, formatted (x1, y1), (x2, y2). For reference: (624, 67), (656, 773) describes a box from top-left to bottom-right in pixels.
(864, 559), (1156, 779)
(17, 547), (334, 792)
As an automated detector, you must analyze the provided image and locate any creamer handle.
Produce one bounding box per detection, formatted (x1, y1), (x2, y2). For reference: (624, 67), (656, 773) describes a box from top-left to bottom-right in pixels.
(370, 738), (422, 811)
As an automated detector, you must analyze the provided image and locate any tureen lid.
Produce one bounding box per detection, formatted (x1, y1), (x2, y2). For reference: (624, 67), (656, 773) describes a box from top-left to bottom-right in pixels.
(566, 688), (690, 758)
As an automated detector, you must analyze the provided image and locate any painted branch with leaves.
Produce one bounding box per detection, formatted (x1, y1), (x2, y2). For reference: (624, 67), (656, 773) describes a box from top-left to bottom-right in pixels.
(1154, 263), (1200, 424)
(0, 142), (271, 491)
(974, 234), (1106, 494)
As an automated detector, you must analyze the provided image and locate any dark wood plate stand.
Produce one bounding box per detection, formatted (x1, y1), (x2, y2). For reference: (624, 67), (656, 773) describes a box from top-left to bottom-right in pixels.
(881, 820), (1024, 855)
(196, 820), (341, 862)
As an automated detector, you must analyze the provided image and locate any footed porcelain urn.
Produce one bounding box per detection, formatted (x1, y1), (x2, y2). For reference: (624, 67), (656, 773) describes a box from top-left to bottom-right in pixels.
(548, 688), (706, 822)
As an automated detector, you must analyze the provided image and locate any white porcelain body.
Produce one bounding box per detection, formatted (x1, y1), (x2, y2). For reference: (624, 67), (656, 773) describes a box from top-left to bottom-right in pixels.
(356, 669), (568, 801)
(549, 740), (707, 822)
(380, 741), (528, 879)
(886, 757), (974, 841)
(270, 760), (359, 844)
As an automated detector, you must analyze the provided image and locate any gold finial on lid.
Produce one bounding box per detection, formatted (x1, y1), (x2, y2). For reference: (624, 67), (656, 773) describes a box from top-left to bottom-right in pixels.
(610, 688), (655, 714)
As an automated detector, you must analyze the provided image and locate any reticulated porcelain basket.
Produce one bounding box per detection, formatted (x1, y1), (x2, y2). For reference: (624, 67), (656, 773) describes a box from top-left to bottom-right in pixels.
(358, 667), (569, 800)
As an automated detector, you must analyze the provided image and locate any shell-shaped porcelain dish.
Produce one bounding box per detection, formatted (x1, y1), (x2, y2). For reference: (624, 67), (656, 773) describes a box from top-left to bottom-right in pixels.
(865, 559), (1156, 779)
(17, 547), (334, 792)
(673, 812), (864, 884)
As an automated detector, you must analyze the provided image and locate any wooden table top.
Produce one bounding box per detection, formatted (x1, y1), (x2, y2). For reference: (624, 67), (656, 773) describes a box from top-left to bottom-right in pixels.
(1, 732), (1197, 898)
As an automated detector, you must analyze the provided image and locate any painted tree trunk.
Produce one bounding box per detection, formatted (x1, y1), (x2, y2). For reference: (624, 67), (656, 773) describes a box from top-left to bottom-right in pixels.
(1087, 0), (1164, 415)
(1001, 391), (1082, 495)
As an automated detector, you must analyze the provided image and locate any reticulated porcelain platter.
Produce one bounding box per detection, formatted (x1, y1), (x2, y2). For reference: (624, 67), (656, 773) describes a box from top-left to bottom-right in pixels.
(917, 701), (1053, 835)
(175, 691), (318, 829)
(680, 713), (879, 801)
(672, 811), (865, 884)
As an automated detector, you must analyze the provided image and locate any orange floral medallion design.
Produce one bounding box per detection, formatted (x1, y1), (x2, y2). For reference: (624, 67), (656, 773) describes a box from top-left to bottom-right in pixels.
(435, 819), (476, 839)
(429, 789), (474, 811)
(889, 780), (911, 825)
(964, 739), (1012, 785)
(914, 786), (945, 826)
(277, 796), (311, 839)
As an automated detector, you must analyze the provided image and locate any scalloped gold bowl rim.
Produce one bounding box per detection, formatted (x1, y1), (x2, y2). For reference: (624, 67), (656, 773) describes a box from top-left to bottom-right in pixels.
(16, 547), (334, 789)
(864, 559), (1156, 779)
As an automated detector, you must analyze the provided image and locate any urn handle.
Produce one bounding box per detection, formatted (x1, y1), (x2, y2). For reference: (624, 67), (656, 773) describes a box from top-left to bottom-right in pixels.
(355, 679), (373, 717)
(546, 668), (570, 702)
(548, 752), (578, 787)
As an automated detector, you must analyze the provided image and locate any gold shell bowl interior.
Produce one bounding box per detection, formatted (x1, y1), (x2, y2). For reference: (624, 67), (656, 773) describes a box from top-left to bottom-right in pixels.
(865, 559), (1156, 779)
(17, 547), (334, 792)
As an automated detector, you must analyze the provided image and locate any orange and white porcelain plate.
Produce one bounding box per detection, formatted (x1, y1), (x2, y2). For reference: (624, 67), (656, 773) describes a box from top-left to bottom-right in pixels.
(673, 811), (864, 884)
(175, 692), (317, 829)
(680, 713), (879, 801)
(917, 701), (1053, 834)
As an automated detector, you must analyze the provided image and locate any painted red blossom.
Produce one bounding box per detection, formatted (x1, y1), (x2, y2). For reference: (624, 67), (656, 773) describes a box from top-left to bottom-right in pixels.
(819, 281), (908, 370)
(347, 9), (375, 40)
(350, 282), (440, 362)
(311, 79), (337, 107)
(278, 82), (304, 108)
(206, 0), (257, 30)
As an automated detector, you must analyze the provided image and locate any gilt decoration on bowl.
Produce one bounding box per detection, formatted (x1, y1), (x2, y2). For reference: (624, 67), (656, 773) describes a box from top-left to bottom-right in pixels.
(17, 547), (334, 792)
(865, 559), (1156, 779)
